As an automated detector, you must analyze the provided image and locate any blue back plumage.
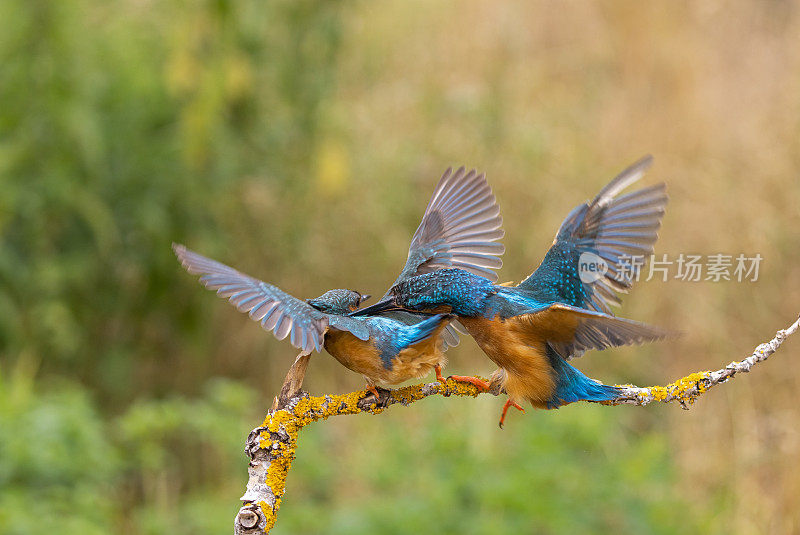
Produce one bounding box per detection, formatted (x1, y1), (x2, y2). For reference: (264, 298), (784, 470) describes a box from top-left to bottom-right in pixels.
(367, 314), (449, 369)
(391, 269), (495, 317)
(381, 268), (550, 319)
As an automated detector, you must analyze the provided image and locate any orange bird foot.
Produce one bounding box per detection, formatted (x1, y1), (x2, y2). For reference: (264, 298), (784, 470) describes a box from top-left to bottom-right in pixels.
(366, 385), (381, 399)
(447, 375), (491, 392)
(498, 399), (525, 429)
(434, 365), (446, 384)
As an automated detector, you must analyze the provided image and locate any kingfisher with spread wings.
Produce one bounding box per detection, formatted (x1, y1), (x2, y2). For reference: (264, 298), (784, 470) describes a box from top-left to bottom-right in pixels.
(355, 156), (674, 425)
(174, 167), (505, 397)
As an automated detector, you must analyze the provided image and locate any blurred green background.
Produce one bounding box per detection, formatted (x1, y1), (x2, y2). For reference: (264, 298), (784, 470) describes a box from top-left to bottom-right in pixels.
(2, 1), (800, 534)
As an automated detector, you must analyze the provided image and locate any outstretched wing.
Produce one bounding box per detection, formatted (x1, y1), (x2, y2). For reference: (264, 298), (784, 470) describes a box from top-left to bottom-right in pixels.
(174, 244), (369, 354)
(389, 166), (505, 290)
(517, 302), (674, 360)
(380, 167), (505, 347)
(517, 156), (667, 314)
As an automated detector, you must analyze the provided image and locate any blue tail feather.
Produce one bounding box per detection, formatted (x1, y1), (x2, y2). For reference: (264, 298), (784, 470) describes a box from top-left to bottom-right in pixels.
(545, 345), (620, 408)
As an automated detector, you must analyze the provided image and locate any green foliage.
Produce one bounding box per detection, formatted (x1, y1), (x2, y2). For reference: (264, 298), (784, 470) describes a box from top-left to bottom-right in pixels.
(274, 398), (698, 535)
(0, 362), (258, 535)
(0, 0), (345, 404)
(0, 359), (119, 535)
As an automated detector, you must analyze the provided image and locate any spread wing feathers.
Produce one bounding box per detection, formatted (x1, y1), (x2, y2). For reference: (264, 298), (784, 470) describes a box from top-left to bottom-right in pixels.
(389, 166), (505, 292)
(517, 156), (667, 314)
(519, 303), (674, 360)
(173, 244), (369, 354)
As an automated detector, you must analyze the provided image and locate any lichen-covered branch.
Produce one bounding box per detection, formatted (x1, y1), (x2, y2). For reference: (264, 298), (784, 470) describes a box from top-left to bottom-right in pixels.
(234, 314), (800, 534)
(233, 378), (489, 534)
(610, 314), (800, 408)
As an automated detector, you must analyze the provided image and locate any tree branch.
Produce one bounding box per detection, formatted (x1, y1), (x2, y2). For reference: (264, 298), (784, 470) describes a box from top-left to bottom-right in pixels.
(233, 314), (800, 534)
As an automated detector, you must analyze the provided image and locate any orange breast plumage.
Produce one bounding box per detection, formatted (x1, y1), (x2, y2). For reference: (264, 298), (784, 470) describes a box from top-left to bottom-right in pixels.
(460, 315), (557, 408)
(324, 319), (448, 385)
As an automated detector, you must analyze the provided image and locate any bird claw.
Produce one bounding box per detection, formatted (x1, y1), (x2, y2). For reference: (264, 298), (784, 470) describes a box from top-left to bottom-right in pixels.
(359, 385), (392, 410)
(498, 399), (525, 429)
(447, 374), (491, 392)
(434, 365), (446, 384)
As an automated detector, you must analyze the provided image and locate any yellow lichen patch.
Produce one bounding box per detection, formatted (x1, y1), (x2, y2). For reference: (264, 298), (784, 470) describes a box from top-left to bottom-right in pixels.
(446, 377), (488, 397)
(647, 371), (712, 402)
(257, 500), (275, 531)
(322, 390), (367, 417)
(257, 424), (299, 531)
(649, 385), (670, 401)
(392, 383), (429, 405)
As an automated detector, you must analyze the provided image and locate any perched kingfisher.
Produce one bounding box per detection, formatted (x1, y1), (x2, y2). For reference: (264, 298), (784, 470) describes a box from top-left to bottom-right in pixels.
(174, 166), (505, 396)
(354, 156), (673, 424)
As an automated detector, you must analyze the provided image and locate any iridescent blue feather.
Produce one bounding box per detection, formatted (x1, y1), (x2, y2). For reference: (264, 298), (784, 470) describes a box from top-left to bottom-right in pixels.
(368, 314), (451, 369)
(517, 155), (667, 314)
(545, 345), (620, 408)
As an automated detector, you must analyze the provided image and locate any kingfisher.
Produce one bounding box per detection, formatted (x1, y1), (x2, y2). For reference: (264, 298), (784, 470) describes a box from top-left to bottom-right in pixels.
(174, 166), (505, 397)
(354, 156), (673, 425)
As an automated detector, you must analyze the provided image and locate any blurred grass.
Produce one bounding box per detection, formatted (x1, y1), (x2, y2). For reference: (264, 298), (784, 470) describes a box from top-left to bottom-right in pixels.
(1, 0), (800, 533)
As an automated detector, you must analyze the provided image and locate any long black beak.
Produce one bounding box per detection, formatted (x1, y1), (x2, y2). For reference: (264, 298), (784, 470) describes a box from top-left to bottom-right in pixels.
(350, 298), (400, 316)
